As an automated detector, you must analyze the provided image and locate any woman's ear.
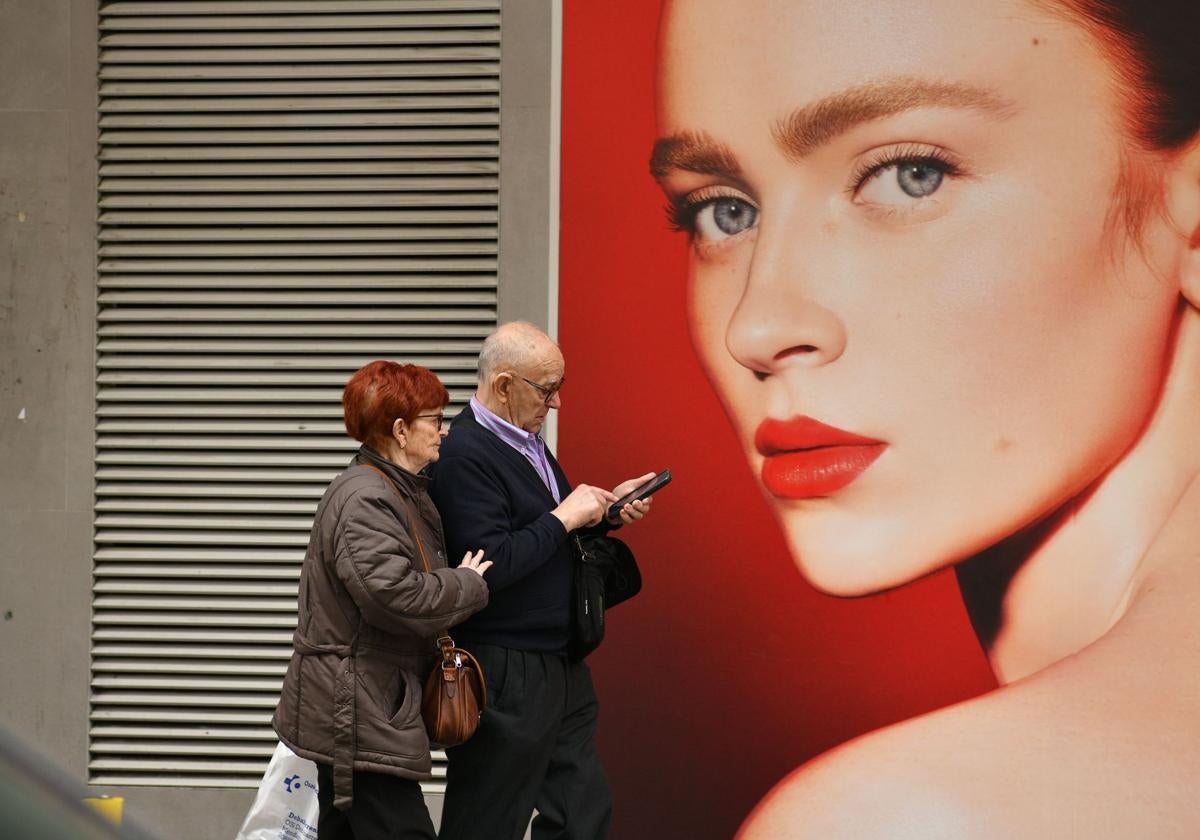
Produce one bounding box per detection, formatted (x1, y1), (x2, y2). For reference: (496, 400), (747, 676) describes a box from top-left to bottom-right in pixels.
(1166, 138), (1200, 308)
(392, 418), (407, 448)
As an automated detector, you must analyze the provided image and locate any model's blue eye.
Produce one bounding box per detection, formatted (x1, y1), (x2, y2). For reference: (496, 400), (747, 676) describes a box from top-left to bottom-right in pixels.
(694, 197), (759, 240)
(859, 158), (949, 205)
(896, 162), (944, 197)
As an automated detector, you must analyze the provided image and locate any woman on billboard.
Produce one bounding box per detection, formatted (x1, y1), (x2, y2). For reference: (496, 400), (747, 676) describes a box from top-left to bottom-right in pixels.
(652, 0), (1200, 835)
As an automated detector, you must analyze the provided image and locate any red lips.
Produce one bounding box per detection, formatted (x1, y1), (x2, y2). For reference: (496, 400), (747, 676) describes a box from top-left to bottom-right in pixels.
(755, 416), (886, 499)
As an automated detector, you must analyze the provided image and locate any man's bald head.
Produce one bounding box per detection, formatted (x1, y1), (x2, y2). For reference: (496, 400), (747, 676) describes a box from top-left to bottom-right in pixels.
(477, 321), (559, 384)
(474, 322), (564, 434)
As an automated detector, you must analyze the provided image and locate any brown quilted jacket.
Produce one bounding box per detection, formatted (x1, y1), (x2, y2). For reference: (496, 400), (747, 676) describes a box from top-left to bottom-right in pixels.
(272, 446), (488, 808)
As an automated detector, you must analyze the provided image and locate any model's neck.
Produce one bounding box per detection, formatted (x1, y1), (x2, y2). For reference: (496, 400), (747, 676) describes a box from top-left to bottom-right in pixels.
(958, 304), (1200, 683)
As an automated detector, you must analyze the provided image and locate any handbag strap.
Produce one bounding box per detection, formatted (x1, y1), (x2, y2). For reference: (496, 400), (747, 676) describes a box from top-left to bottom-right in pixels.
(361, 463), (482, 687)
(361, 462), (432, 573)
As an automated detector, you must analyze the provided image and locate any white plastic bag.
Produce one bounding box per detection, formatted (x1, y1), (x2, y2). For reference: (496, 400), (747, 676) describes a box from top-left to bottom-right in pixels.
(234, 741), (320, 840)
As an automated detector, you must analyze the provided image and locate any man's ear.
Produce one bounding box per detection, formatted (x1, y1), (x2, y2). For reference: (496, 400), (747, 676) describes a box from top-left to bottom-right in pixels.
(492, 372), (512, 404)
(1166, 138), (1200, 308)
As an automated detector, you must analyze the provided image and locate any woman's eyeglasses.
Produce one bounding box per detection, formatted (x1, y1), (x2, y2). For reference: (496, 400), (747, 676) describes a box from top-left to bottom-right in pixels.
(415, 413), (447, 429)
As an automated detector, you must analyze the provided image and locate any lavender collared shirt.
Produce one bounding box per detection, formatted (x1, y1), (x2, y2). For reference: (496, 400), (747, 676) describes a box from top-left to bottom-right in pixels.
(469, 396), (562, 503)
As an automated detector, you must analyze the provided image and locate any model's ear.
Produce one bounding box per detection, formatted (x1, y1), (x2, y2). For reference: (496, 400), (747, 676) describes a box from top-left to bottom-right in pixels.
(1166, 137), (1200, 308)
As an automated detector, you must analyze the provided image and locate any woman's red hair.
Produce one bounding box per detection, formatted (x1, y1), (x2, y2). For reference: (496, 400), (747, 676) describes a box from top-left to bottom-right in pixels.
(342, 361), (449, 447)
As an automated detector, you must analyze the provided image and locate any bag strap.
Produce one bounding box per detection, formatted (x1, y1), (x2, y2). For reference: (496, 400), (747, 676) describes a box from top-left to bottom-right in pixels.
(361, 463), (432, 573)
(361, 464), (483, 691)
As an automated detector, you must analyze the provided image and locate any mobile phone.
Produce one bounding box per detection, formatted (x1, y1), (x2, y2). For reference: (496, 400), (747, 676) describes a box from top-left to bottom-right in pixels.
(607, 469), (672, 520)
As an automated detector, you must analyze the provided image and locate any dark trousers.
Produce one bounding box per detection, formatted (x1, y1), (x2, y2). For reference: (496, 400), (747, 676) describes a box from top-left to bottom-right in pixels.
(315, 763), (436, 840)
(438, 645), (612, 840)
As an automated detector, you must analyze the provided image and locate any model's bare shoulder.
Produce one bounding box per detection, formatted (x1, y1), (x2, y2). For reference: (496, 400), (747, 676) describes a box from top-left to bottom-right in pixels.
(739, 724), (984, 835)
(734, 702), (1006, 840)
(738, 555), (1200, 839)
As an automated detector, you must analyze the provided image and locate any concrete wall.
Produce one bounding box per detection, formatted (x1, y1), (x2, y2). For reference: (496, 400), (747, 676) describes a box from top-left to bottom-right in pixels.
(0, 0), (99, 802)
(0, 1), (558, 837)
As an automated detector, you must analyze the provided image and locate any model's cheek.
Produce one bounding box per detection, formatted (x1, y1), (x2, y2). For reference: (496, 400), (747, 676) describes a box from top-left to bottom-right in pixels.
(686, 250), (776, 489)
(688, 239), (746, 361)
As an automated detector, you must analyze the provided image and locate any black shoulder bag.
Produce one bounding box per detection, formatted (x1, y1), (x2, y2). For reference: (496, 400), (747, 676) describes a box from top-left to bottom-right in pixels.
(569, 533), (642, 660)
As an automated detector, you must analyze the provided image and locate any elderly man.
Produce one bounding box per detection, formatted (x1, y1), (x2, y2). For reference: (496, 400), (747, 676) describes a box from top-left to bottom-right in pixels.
(428, 321), (652, 840)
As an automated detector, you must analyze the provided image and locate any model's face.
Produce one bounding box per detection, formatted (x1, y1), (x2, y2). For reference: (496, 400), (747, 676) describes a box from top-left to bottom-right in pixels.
(656, 0), (1184, 595)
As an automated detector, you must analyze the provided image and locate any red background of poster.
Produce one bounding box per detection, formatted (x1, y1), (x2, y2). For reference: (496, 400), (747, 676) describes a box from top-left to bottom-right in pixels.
(557, 2), (998, 837)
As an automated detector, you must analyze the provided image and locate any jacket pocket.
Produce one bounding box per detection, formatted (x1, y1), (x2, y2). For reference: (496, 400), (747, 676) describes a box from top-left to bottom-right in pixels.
(389, 668), (420, 727)
(354, 660), (426, 760)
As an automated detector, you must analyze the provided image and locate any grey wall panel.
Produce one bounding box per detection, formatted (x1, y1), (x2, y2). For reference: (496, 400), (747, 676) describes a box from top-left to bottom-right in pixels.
(0, 0), (98, 807)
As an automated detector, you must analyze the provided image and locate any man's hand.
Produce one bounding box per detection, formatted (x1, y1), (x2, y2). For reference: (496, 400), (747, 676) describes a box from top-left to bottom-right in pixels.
(551, 484), (617, 531)
(608, 472), (657, 525)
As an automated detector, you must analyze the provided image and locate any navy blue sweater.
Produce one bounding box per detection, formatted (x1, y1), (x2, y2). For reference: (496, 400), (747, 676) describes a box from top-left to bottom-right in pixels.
(428, 405), (578, 653)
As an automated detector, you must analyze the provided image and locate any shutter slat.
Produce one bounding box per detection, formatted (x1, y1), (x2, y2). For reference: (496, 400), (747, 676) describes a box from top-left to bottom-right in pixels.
(98, 323), (491, 335)
(98, 306), (495, 321)
(100, 210), (497, 224)
(93, 612), (299, 627)
(99, 45), (500, 64)
(100, 143), (496, 160)
(100, 229), (496, 242)
(100, 94), (498, 113)
(100, 159), (497, 175)
(99, 128), (497, 144)
(101, 13), (498, 31)
(98, 175), (496, 192)
(92, 660), (289, 676)
(91, 726), (278, 741)
(101, 2), (498, 14)
(101, 82), (498, 98)
(100, 61), (497, 79)
(101, 29), (498, 48)
(99, 191), (498, 207)
(95, 564), (302, 578)
(92, 646), (291, 659)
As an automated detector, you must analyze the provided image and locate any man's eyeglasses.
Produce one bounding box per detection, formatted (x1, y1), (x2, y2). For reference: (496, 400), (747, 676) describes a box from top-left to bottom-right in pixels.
(415, 413), (447, 429)
(514, 375), (563, 406)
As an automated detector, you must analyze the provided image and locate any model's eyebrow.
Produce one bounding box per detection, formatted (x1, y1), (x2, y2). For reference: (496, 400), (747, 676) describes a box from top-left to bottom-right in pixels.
(773, 78), (1016, 159)
(650, 130), (740, 181)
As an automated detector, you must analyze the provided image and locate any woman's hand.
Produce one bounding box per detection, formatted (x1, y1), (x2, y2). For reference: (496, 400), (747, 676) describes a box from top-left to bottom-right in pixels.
(460, 548), (492, 578)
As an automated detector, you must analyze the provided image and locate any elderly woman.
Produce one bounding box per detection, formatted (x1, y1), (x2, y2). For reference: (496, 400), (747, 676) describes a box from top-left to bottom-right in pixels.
(273, 360), (491, 839)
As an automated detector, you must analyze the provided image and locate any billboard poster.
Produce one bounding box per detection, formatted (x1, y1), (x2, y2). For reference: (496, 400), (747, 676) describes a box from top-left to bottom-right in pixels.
(558, 2), (1200, 838)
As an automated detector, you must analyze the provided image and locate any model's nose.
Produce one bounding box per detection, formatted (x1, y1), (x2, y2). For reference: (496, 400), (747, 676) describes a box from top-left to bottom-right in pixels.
(724, 233), (847, 377)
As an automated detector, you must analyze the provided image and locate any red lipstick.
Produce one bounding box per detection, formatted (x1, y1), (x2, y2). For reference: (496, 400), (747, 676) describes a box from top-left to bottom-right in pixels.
(755, 416), (885, 499)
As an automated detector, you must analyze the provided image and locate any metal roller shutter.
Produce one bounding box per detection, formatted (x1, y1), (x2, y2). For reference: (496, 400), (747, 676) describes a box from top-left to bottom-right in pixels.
(91, 0), (501, 790)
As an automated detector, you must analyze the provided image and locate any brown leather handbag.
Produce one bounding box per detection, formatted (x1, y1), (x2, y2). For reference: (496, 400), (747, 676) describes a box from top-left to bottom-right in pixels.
(421, 635), (488, 746)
